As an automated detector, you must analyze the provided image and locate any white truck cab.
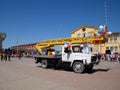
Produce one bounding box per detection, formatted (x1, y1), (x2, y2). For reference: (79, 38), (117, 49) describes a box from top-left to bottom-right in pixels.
(60, 44), (97, 73)
(62, 44), (94, 63)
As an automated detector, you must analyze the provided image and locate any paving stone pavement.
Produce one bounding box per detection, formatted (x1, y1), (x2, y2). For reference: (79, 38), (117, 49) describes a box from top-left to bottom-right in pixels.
(0, 58), (120, 90)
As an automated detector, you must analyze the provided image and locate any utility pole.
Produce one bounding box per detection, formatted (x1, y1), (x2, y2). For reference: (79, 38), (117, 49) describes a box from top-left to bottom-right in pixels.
(17, 40), (19, 54)
(104, 0), (108, 26)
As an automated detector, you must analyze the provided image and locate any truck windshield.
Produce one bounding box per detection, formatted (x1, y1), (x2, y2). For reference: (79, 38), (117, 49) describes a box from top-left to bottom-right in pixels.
(72, 46), (82, 53)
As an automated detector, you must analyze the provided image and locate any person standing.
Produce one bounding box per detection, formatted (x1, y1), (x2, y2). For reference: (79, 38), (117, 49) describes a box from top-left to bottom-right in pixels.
(97, 53), (101, 64)
(8, 53), (11, 61)
(4, 53), (7, 61)
(118, 54), (120, 63)
(18, 53), (22, 60)
(0, 53), (4, 61)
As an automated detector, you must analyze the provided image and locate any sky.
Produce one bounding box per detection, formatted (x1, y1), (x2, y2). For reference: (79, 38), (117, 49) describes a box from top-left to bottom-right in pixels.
(0, 0), (120, 48)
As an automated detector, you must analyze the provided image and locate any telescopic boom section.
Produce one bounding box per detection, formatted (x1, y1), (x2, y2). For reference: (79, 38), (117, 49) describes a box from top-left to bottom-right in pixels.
(35, 36), (105, 54)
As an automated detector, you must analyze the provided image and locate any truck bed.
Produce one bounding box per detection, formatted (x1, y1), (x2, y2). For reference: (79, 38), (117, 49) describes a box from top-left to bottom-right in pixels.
(35, 55), (61, 59)
(35, 55), (62, 68)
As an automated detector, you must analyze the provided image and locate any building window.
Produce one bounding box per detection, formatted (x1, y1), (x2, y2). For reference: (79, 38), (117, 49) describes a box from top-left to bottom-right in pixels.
(77, 33), (81, 37)
(106, 47), (109, 50)
(114, 37), (117, 42)
(81, 33), (85, 37)
(110, 46), (113, 52)
(86, 32), (91, 37)
(82, 27), (86, 32)
(110, 37), (114, 43)
(114, 46), (118, 52)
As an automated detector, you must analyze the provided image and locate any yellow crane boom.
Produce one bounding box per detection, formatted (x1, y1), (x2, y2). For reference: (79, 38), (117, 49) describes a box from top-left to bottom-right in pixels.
(35, 36), (105, 54)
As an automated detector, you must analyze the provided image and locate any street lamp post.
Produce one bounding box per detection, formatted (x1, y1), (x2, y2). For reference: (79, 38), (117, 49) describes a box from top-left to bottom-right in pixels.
(17, 41), (19, 54)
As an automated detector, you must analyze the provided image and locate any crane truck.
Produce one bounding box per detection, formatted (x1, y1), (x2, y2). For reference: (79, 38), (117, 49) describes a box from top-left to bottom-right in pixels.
(34, 36), (106, 73)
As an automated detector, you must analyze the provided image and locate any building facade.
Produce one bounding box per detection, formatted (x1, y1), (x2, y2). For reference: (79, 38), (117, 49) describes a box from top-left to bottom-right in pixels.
(11, 43), (37, 54)
(105, 33), (120, 54)
(71, 25), (120, 54)
(11, 25), (120, 55)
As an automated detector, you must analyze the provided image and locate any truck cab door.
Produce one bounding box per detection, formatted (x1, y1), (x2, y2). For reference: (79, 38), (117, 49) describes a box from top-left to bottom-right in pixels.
(62, 47), (72, 62)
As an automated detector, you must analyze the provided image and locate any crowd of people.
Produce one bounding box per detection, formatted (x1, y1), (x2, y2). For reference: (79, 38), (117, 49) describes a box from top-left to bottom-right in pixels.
(1, 51), (120, 63)
(0, 52), (11, 61)
(0, 52), (35, 62)
(97, 53), (120, 63)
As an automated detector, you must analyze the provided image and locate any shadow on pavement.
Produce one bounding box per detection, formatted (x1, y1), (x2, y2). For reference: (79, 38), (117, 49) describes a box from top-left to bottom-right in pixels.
(37, 65), (111, 74)
(86, 68), (111, 74)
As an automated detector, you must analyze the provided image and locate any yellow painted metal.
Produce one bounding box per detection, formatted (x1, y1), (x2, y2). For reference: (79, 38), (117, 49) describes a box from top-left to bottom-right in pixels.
(35, 36), (105, 54)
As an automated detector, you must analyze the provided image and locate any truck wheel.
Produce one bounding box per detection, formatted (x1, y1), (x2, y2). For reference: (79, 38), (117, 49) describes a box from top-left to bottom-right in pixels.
(73, 62), (84, 73)
(41, 59), (48, 69)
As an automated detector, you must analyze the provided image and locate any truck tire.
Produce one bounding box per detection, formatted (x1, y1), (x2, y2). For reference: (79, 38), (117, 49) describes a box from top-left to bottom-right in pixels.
(73, 62), (84, 73)
(41, 59), (48, 69)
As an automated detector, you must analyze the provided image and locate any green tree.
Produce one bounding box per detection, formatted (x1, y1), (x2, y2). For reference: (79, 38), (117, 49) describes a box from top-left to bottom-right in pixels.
(0, 32), (6, 50)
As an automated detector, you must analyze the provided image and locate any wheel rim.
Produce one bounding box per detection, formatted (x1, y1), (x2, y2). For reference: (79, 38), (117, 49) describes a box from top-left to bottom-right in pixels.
(75, 64), (81, 70)
(41, 60), (47, 68)
(73, 62), (84, 73)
